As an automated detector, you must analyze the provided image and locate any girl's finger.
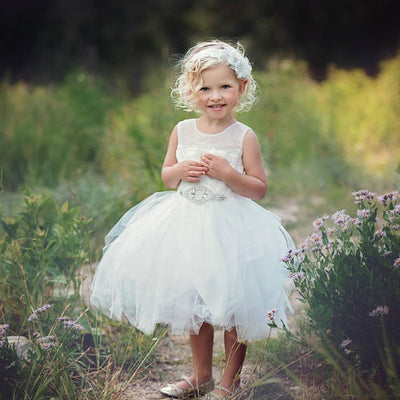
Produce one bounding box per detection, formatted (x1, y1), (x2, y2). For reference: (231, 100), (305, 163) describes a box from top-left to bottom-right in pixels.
(189, 171), (203, 177)
(190, 161), (205, 167)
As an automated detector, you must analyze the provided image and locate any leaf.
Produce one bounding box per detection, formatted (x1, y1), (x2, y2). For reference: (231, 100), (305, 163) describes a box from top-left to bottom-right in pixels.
(60, 201), (69, 214)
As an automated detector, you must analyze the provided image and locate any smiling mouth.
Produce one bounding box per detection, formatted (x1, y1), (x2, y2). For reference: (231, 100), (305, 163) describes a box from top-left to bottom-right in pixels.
(208, 104), (226, 110)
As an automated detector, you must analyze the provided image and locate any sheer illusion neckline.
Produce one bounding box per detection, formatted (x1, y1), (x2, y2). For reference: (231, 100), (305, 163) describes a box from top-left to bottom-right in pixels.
(194, 119), (239, 136)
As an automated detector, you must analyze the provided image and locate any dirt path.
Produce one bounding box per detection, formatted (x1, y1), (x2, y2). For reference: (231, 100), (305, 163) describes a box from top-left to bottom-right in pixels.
(122, 329), (237, 400)
(120, 319), (300, 400)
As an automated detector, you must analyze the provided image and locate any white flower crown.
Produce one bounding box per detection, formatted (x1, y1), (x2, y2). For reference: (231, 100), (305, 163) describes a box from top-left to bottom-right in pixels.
(187, 46), (252, 80)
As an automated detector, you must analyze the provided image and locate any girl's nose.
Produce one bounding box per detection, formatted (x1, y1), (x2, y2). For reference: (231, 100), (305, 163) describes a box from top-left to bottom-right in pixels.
(210, 90), (222, 100)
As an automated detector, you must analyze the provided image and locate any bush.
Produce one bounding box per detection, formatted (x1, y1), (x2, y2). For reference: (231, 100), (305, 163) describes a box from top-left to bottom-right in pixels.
(0, 191), (91, 326)
(284, 189), (400, 375)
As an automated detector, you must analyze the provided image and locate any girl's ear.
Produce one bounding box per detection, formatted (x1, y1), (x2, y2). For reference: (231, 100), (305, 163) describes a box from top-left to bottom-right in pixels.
(239, 79), (248, 95)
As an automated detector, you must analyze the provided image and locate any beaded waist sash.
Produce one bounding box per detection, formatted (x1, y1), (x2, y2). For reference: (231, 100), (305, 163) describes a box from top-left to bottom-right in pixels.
(179, 184), (227, 204)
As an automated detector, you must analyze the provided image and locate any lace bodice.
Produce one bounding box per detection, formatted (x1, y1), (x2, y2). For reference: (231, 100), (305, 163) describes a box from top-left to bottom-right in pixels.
(176, 119), (249, 202)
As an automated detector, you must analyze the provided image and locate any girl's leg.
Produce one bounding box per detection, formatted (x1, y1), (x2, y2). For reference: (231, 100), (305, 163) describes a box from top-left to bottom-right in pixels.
(218, 328), (247, 393)
(176, 322), (214, 389)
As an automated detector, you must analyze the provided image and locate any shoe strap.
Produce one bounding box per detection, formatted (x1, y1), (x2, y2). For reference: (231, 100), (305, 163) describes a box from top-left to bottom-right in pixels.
(180, 375), (195, 389)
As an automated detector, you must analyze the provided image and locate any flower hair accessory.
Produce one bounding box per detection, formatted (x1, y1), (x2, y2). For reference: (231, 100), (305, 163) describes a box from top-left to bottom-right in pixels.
(172, 39), (258, 112)
(187, 45), (252, 80)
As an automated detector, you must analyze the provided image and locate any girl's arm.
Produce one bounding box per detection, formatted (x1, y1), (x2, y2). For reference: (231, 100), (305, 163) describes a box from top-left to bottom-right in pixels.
(161, 126), (208, 189)
(200, 129), (267, 199)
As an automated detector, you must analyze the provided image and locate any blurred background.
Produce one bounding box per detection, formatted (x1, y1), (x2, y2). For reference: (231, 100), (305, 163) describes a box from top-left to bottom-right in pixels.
(2, 4), (400, 399)
(1, 0), (400, 245)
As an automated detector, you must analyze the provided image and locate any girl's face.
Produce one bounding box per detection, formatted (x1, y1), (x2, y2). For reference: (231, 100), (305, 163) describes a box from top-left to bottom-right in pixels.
(193, 64), (246, 122)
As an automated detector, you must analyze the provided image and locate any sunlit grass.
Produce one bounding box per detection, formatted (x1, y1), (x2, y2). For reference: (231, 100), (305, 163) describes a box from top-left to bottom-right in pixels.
(1, 54), (400, 398)
(2, 54), (399, 196)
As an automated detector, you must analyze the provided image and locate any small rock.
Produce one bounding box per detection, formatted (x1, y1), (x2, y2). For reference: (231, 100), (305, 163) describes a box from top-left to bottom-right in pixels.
(7, 336), (32, 360)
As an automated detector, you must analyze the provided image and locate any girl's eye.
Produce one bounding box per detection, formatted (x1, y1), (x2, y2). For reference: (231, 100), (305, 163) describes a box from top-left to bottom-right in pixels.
(222, 84), (230, 89)
(200, 87), (209, 91)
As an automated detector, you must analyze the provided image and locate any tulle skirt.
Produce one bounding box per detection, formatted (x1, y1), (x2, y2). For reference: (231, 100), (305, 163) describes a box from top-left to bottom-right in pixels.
(90, 191), (294, 341)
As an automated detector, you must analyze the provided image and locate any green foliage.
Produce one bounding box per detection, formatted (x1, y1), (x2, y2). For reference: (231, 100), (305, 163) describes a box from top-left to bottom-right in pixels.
(97, 315), (165, 369)
(0, 306), (160, 400)
(284, 190), (400, 374)
(318, 55), (400, 177)
(99, 82), (191, 198)
(2, 55), (400, 199)
(0, 71), (116, 190)
(243, 61), (352, 196)
(0, 191), (161, 399)
(0, 191), (91, 325)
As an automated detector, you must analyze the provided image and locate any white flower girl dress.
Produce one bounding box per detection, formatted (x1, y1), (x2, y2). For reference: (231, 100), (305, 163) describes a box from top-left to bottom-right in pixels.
(90, 119), (294, 341)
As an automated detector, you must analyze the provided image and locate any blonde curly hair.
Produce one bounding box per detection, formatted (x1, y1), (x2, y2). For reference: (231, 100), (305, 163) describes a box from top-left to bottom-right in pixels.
(171, 40), (258, 113)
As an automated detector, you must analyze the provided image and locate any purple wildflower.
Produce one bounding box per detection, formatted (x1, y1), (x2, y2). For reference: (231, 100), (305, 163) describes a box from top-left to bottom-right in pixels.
(369, 305), (389, 317)
(339, 337), (352, 348)
(34, 334), (56, 350)
(352, 190), (375, 204)
(357, 209), (371, 218)
(281, 249), (294, 263)
(307, 231), (323, 246)
(331, 210), (351, 229)
(41, 342), (56, 350)
(0, 324), (9, 338)
(388, 207), (400, 218)
(58, 316), (83, 331)
(327, 227), (337, 236)
(28, 313), (38, 322)
(378, 191), (400, 206)
(28, 304), (53, 322)
(297, 242), (308, 253)
(375, 230), (387, 238)
(313, 218), (325, 230)
(267, 309), (277, 323)
(37, 335), (55, 344)
(350, 217), (362, 227)
(288, 271), (305, 281)
(36, 304), (52, 313)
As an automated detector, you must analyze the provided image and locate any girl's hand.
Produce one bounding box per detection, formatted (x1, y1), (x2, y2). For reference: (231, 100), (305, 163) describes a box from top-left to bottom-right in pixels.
(162, 126), (209, 188)
(200, 153), (232, 181)
(177, 160), (208, 183)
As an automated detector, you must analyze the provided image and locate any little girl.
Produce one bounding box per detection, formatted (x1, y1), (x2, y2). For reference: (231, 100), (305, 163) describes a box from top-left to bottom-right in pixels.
(91, 40), (294, 399)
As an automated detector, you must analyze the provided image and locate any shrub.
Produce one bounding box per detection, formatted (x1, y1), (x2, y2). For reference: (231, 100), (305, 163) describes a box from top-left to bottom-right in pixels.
(284, 189), (400, 375)
(0, 191), (91, 326)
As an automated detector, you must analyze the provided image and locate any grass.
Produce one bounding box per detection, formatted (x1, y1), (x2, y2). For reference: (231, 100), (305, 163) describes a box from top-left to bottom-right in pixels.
(246, 325), (400, 400)
(1, 54), (400, 398)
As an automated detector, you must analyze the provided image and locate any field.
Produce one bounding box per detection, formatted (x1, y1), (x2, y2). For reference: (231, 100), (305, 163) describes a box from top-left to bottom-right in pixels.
(1, 55), (400, 399)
